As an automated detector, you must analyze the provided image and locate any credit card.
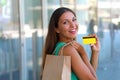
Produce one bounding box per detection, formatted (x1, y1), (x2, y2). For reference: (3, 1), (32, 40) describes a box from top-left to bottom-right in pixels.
(82, 36), (96, 44)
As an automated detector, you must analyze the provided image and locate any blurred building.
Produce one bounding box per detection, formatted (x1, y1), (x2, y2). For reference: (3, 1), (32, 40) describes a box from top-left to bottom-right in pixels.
(0, 0), (120, 80)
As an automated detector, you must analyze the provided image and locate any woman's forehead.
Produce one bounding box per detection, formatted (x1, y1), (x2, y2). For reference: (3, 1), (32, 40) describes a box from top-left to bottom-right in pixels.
(59, 11), (75, 20)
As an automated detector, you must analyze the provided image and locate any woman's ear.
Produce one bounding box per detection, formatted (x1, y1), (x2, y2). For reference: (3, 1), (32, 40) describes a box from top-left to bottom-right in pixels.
(54, 28), (60, 33)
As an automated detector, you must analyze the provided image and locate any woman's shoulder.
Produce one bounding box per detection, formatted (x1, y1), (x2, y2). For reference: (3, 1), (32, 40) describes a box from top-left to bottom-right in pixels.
(62, 43), (78, 56)
(55, 41), (79, 56)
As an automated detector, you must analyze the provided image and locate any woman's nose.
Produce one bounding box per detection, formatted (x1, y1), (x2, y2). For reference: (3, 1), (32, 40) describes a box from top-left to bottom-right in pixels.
(70, 22), (77, 28)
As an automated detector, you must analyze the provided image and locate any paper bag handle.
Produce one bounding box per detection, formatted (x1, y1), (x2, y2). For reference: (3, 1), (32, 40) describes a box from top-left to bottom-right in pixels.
(59, 41), (73, 56)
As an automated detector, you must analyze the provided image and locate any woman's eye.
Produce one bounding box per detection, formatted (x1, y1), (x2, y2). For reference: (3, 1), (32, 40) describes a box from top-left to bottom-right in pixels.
(63, 21), (68, 24)
(73, 18), (77, 22)
(63, 22), (66, 24)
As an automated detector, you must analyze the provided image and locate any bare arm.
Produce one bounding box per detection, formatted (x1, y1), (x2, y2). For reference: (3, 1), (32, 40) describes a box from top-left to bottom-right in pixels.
(70, 41), (97, 78)
(90, 51), (99, 71)
(71, 34), (100, 71)
(90, 34), (100, 71)
(62, 45), (97, 80)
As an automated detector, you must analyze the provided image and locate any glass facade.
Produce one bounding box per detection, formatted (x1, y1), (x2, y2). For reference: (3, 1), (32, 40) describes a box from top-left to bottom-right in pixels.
(0, 0), (20, 80)
(0, 0), (120, 80)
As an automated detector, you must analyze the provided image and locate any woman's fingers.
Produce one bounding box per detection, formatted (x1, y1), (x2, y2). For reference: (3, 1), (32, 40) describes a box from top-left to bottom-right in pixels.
(70, 41), (79, 49)
(89, 34), (100, 53)
(71, 41), (84, 51)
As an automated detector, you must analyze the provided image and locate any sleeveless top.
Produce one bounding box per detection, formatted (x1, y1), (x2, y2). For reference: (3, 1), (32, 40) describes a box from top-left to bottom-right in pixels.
(54, 42), (79, 80)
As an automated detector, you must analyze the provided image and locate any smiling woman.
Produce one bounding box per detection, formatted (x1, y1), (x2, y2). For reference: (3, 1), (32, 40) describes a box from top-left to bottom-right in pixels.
(55, 11), (78, 42)
(41, 7), (100, 80)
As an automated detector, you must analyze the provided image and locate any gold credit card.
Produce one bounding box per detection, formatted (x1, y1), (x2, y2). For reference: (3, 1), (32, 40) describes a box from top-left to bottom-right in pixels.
(82, 36), (96, 44)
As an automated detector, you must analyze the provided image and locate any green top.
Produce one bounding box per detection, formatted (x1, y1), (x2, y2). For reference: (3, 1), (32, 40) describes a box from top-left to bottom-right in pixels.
(54, 42), (79, 80)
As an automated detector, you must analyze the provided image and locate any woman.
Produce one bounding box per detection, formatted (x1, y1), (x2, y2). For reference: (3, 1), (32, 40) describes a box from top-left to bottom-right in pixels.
(42, 7), (100, 80)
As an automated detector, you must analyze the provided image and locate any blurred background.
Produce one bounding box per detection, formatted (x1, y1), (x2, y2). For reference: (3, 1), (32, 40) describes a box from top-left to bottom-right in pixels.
(0, 0), (120, 80)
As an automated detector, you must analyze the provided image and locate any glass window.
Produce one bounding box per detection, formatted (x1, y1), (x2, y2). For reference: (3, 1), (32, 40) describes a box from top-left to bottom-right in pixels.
(23, 0), (42, 80)
(0, 0), (20, 80)
(62, 0), (75, 10)
(76, 0), (87, 4)
(97, 0), (120, 80)
(47, 0), (60, 21)
(24, 0), (42, 29)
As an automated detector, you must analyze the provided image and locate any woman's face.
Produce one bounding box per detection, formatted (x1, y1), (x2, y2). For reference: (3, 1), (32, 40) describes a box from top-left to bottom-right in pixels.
(55, 11), (78, 42)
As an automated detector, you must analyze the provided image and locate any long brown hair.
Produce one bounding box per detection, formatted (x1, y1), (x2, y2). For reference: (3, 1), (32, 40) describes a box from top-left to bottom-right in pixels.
(41, 7), (76, 77)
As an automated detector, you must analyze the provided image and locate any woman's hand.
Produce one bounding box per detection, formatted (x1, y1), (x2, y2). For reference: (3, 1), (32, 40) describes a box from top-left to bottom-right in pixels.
(90, 34), (100, 54)
(70, 41), (87, 56)
(89, 34), (100, 71)
(70, 41), (97, 77)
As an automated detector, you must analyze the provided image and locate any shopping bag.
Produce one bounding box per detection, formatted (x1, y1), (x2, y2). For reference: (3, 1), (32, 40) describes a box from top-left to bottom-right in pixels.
(42, 42), (72, 80)
(42, 55), (71, 80)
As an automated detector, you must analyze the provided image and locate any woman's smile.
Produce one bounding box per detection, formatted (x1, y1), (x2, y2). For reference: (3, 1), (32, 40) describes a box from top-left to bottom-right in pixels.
(69, 29), (77, 35)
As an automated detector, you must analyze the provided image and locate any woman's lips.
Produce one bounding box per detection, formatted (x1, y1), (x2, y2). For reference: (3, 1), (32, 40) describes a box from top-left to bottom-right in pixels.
(69, 29), (77, 34)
